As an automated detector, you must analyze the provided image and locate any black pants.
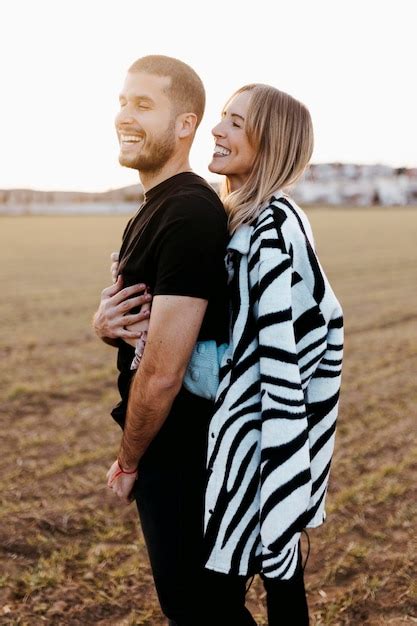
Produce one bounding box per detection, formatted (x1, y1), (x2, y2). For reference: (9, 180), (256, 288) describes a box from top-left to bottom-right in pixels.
(133, 389), (309, 625)
(260, 548), (310, 626)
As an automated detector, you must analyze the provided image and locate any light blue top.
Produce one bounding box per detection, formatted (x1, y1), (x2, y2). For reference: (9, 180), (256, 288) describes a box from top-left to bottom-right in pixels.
(183, 341), (229, 400)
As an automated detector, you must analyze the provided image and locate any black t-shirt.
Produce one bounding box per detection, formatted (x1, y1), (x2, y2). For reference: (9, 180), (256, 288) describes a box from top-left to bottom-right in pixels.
(111, 171), (229, 427)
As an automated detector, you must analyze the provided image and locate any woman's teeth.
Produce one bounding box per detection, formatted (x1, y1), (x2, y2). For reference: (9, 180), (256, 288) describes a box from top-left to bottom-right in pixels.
(214, 145), (231, 156)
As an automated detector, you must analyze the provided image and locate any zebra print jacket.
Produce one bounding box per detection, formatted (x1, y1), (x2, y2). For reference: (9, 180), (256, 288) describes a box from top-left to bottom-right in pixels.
(202, 194), (344, 580)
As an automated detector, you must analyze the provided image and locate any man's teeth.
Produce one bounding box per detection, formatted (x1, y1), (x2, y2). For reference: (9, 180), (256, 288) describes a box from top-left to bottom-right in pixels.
(214, 145), (231, 156)
(121, 135), (142, 142)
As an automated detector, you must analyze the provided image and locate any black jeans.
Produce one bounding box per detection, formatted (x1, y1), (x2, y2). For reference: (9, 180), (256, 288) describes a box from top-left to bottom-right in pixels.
(260, 548), (310, 625)
(133, 388), (309, 625)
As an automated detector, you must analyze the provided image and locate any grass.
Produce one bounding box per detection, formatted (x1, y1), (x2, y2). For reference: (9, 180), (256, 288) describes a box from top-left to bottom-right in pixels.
(1, 209), (417, 624)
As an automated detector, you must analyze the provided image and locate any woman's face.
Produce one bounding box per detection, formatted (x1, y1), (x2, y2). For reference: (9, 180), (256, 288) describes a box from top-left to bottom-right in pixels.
(208, 90), (256, 190)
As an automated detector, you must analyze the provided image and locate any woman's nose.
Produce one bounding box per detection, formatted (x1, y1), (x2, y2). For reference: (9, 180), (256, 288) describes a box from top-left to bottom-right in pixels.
(212, 121), (226, 138)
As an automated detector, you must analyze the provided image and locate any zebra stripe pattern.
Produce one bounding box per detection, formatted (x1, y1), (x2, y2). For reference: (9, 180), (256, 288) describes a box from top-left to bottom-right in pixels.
(203, 195), (343, 579)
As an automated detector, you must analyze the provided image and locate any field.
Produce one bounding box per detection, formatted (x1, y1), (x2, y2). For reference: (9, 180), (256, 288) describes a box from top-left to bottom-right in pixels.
(1, 209), (417, 625)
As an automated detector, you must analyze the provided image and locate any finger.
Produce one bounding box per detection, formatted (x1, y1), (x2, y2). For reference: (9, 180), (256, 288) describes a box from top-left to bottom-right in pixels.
(116, 294), (152, 314)
(112, 283), (147, 305)
(115, 488), (130, 504)
(128, 490), (136, 503)
(107, 471), (116, 486)
(119, 311), (151, 327)
(101, 275), (123, 297)
(110, 251), (120, 263)
(120, 330), (146, 341)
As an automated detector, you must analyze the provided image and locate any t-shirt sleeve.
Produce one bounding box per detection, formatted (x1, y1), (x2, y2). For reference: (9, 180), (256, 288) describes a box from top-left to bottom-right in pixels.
(152, 198), (227, 299)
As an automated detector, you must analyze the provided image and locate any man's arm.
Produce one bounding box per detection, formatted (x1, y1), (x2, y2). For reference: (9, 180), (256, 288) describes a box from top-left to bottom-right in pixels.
(117, 294), (208, 470)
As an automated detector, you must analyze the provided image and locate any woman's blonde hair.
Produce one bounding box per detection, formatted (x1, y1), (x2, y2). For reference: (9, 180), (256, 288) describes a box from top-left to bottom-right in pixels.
(221, 84), (314, 234)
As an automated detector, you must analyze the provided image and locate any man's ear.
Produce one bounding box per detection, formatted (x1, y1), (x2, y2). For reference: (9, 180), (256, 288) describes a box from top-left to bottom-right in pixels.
(177, 112), (198, 139)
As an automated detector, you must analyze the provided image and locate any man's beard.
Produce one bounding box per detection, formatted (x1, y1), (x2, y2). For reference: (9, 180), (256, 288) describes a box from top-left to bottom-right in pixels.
(119, 121), (176, 174)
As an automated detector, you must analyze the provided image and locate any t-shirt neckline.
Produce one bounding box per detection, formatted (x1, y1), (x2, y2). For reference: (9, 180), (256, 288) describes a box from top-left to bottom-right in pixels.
(144, 171), (198, 202)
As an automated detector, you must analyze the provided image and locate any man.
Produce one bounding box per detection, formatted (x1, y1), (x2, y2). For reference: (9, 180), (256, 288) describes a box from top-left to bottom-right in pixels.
(93, 56), (256, 626)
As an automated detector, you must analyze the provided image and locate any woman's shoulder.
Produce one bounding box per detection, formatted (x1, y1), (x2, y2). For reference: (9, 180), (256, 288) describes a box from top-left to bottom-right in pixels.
(255, 193), (315, 252)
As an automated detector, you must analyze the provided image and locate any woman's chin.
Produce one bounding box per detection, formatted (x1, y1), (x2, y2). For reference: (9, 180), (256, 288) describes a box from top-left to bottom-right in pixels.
(208, 160), (222, 174)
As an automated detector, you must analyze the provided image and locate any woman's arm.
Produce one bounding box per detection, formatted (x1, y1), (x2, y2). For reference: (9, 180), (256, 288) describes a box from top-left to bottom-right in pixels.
(110, 253), (230, 394)
(92, 252), (152, 348)
(109, 252), (152, 351)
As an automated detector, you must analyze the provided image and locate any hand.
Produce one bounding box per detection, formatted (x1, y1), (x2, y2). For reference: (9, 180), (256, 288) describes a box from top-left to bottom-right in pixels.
(124, 296), (151, 348)
(106, 460), (137, 505)
(106, 251), (152, 347)
(93, 275), (152, 342)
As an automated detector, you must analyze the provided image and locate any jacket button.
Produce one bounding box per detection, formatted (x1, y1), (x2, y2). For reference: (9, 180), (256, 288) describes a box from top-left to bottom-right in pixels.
(209, 509), (213, 514)
(226, 358), (232, 365)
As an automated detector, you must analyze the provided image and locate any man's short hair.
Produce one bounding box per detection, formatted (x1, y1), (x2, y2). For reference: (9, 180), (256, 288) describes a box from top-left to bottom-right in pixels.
(128, 55), (205, 129)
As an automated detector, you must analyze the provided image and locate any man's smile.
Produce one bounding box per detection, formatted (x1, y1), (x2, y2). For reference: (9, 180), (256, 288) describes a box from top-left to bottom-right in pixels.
(120, 134), (144, 147)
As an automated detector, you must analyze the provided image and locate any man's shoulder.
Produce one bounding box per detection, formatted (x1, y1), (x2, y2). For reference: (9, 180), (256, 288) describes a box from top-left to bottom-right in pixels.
(160, 183), (227, 228)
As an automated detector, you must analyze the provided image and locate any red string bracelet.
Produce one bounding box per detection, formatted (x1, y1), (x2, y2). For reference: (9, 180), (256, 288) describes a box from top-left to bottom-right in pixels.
(117, 458), (138, 475)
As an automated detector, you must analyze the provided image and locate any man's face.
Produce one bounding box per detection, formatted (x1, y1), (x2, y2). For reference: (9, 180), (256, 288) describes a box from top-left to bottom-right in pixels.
(115, 72), (176, 173)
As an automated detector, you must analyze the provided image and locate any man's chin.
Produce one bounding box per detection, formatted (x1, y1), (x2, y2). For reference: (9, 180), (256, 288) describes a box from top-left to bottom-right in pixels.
(118, 154), (140, 170)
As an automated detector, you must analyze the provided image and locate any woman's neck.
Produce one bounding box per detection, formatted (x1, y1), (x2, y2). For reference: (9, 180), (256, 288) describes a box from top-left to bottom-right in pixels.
(227, 174), (246, 192)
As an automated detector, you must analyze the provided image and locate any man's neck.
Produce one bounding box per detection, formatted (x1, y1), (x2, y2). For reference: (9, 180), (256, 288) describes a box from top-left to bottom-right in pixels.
(139, 158), (193, 194)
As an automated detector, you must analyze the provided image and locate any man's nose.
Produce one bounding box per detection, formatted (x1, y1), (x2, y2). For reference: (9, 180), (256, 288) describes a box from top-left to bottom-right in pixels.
(115, 107), (135, 127)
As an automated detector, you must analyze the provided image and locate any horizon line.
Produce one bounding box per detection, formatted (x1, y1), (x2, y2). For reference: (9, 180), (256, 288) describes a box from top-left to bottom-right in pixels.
(1, 160), (416, 195)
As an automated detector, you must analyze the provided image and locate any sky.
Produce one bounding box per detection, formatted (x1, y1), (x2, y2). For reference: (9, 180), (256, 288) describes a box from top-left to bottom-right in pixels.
(1, 0), (416, 192)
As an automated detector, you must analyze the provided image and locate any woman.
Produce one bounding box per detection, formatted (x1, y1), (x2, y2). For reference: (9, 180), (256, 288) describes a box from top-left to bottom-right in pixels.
(112, 84), (343, 625)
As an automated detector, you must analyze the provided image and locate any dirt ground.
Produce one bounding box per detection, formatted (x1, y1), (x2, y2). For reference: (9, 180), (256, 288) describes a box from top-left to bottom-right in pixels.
(1, 209), (416, 625)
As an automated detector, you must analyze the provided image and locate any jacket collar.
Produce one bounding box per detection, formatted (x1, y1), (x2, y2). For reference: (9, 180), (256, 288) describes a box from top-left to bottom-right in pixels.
(227, 224), (252, 255)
